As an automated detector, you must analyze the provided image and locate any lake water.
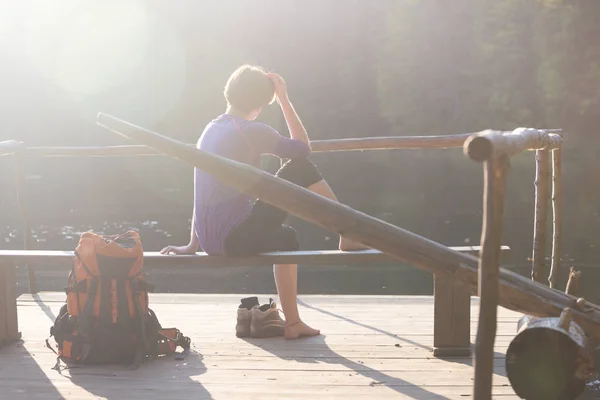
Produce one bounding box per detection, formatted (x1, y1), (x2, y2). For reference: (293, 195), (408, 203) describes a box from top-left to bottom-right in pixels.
(4, 219), (600, 307)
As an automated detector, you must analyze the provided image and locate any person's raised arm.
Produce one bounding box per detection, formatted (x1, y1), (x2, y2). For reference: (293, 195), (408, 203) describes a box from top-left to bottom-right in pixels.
(160, 209), (200, 255)
(268, 73), (311, 148)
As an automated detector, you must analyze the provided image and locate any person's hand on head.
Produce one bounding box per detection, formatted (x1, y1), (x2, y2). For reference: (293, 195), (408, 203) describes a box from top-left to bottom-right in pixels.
(267, 73), (288, 104)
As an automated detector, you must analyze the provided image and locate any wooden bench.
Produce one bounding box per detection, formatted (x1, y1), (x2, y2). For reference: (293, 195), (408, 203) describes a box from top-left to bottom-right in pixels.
(0, 245), (510, 356)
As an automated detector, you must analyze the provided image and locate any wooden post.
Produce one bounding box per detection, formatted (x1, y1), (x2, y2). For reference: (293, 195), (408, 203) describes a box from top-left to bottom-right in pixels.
(433, 276), (471, 357)
(565, 267), (581, 296)
(531, 149), (550, 284)
(14, 151), (36, 294)
(0, 262), (20, 346)
(473, 156), (509, 400)
(548, 147), (563, 288)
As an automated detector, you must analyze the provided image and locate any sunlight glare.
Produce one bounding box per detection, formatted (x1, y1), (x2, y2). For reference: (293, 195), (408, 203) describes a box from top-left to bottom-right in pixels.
(25, 0), (149, 96)
(22, 0), (187, 126)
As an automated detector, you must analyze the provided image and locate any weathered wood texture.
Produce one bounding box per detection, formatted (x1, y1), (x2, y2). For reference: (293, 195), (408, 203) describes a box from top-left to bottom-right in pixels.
(473, 156), (509, 400)
(464, 128), (563, 162)
(532, 149), (550, 284)
(433, 276), (471, 357)
(0, 263), (19, 346)
(506, 308), (593, 400)
(95, 113), (600, 342)
(14, 152), (36, 294)
(549, 148), (563, 288)
(0, 247), (509, 358)
(565, 267), (581, 296)
(0, 247), (510, 268)
(1, 293), (524, 399)
(0, 134), (473, 159)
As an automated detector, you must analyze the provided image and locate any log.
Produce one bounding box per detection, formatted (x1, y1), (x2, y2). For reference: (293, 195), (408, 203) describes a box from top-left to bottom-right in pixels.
(473, 156), (509, 400)
(532, 149), (550, 284)
(506, 308), (594, 400)
(549, 148), (563, 289)
(0, 134), (473, 159)
(565, 267), (581, 296)
(0, 247), (510, 268)
(464, 128), (563, 162)
(311, 135), (472, 151)
(96, 112), (600, 342)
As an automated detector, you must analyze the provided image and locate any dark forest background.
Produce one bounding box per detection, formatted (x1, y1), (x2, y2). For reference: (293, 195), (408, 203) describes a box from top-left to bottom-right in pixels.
(1, 0), (600, 286)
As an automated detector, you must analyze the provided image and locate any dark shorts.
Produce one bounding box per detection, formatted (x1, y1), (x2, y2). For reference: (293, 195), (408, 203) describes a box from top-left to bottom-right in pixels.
(223, 158), (323, 256)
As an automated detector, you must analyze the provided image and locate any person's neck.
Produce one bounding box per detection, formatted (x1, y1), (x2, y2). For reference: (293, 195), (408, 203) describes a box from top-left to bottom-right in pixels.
(225, 106), (252, 121)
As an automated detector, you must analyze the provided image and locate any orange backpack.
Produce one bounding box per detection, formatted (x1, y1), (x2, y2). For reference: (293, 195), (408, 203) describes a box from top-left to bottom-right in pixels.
(47, 231), (190, 368)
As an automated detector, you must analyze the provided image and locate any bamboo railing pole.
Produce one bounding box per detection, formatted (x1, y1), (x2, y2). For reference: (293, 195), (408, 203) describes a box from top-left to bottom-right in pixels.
(0, 135), (475, 158)
(311, 135), (472, 152)
(96, 113), (600, 340)
(565, 267), (581, 296)
(548, 147), (563, 288)
(531, 149), (550, 284)
(473, 156), (509, 400)
(14, 150), (36, 293)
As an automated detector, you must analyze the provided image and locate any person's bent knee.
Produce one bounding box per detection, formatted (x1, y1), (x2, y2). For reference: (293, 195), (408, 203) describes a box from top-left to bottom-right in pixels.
(276, 158), (323, 188)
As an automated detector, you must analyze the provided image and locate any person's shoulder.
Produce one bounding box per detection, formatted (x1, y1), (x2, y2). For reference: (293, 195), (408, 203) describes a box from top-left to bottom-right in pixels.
(244, 120), (279, 135)
(196, 115), (230, 145)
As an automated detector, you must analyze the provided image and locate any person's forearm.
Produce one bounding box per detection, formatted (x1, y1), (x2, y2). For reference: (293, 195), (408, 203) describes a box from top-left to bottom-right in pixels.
(188, 211), (199, 251)
(279, 97), (310, 147)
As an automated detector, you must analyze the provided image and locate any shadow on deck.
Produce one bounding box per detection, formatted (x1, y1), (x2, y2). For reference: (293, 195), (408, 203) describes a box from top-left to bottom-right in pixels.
(1, 293), (521, 399)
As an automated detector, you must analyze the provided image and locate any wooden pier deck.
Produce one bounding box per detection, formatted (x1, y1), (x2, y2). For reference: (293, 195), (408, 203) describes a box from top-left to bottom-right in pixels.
(1, 293), (522, 399)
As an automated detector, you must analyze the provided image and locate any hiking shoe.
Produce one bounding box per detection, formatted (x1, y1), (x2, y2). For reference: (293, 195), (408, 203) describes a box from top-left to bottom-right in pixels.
(250, 298), (285, 338)
(236, 296), (259, 338)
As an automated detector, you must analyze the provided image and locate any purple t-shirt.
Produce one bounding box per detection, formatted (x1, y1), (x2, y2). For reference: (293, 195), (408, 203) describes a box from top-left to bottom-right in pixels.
(194, 114), (311, 255)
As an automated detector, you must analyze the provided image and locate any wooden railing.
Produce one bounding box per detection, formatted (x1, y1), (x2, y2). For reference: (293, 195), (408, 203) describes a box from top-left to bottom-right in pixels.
(97, 114), (580, 400)
(0, 132), (478, 296)
(0, 119), (580, 399)
(463, 128), (568, 398)
(0, 134), (472, 158)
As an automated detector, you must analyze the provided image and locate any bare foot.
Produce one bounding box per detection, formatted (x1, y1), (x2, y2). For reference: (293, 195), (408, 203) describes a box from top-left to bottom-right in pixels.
(284, 321), (320, 340)
(339, 237), (370, 251)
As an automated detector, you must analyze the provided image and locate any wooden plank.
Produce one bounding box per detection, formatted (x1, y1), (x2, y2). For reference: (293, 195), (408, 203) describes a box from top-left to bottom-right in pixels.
(0, 246), (511, 268)
(433, 276), (471, 357)
(2, 293), (522, 399)
(0, 366), (513, 385)
(1, 383), (520, 400)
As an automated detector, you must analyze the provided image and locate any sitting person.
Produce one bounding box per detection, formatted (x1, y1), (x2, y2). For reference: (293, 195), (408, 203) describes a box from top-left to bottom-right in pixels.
(161, 65), (367, 339)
